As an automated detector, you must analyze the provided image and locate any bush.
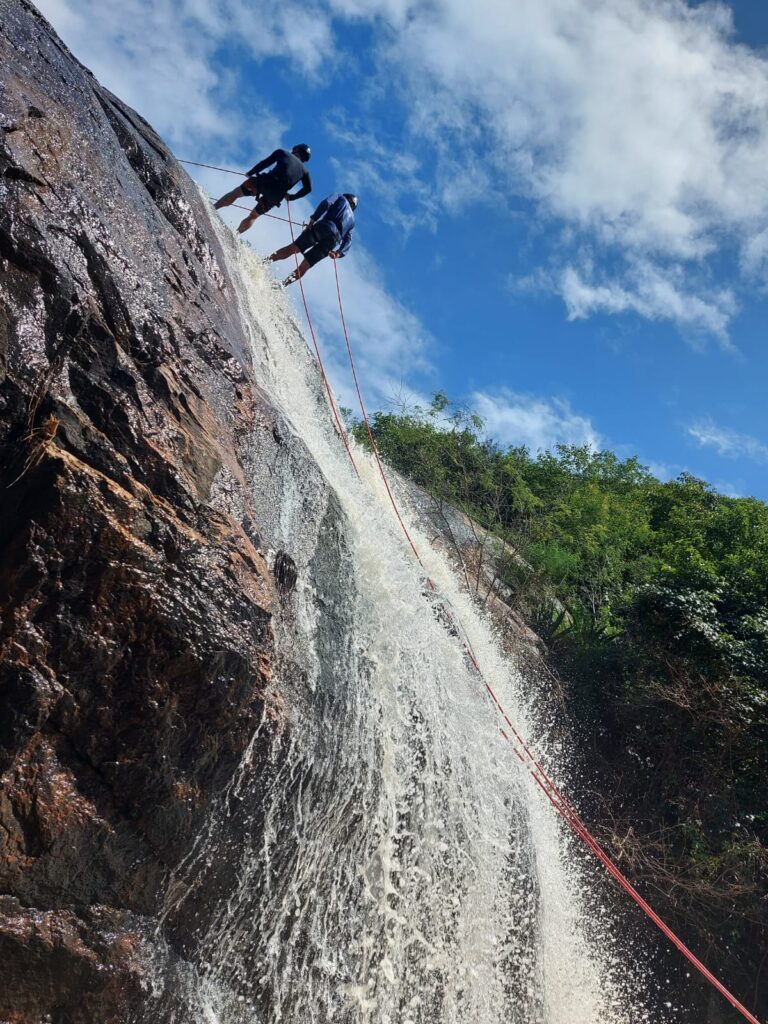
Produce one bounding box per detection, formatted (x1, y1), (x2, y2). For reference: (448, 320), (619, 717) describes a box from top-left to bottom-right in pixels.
(352, 394), (768, 1006)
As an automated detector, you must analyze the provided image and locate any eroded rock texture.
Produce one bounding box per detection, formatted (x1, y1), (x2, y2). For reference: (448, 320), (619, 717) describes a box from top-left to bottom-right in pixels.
(0, 1), (290, 1018)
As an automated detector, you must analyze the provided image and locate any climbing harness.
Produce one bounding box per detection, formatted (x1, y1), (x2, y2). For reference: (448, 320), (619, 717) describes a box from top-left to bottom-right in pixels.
(185, 153), (761, 1024)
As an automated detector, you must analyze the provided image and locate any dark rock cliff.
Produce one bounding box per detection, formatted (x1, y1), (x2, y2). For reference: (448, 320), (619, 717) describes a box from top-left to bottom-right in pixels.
(0, 2), (320, 1018)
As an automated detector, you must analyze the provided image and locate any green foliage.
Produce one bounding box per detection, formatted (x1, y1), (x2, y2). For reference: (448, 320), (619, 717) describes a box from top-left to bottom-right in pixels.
(352, 394), (768, 981)
(352, 395), (768, 700)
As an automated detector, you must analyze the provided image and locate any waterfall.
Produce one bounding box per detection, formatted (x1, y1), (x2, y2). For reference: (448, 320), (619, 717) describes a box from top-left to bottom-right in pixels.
(148, 202), (658, 1024)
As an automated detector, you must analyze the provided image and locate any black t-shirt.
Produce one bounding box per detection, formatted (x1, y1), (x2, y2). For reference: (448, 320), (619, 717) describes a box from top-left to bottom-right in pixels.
(248, 149), (311, 200)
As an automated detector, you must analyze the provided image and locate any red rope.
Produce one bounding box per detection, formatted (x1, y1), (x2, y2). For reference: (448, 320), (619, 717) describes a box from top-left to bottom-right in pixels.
(189, 154), (761, 1021)
(332, 260), (423, 564)
(331, 262), (762, 1024)
(285, 207), (358, 476)
(187, 155), (356, 471)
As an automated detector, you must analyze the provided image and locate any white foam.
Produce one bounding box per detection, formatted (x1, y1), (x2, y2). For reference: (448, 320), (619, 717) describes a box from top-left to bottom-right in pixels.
(155, 199), (661, 1024)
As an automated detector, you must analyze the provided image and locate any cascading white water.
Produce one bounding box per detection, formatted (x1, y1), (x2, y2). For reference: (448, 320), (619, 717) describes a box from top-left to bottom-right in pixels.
(153, 201), (661, 1024)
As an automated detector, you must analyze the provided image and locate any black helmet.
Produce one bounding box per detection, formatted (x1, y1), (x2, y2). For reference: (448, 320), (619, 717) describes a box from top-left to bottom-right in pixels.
(343, 193), (359, 210)
(292, 143), (311, 162)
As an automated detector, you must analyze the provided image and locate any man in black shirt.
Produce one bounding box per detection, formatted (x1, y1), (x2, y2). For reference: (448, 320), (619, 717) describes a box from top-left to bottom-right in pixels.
(214, 144), (312, 234)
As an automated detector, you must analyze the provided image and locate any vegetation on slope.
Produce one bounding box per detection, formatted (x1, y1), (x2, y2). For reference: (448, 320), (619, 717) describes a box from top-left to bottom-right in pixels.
(351, 393), (768, 1008)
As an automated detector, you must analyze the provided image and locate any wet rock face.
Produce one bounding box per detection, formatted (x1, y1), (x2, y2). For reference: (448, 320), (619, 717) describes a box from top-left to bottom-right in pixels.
(0, 1), (284, 1017)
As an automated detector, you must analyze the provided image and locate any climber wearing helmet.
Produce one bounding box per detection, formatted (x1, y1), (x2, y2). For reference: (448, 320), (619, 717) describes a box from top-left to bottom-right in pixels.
(269, 193), (358, 287)
(214, 144), (313, 233)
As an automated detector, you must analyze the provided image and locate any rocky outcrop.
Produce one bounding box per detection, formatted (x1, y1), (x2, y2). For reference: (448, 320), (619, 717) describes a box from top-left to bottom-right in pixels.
(0, 2), (298, 1018)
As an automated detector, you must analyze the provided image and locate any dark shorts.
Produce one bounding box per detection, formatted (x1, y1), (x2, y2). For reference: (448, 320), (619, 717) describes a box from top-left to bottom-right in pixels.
(294, 222), (336, 267)
(243, 175), (281, 212)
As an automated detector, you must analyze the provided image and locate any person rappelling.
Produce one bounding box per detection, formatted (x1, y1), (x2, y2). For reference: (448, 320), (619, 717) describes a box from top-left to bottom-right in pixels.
(214, 144), (312, 233)
(269, 192), (358, 287)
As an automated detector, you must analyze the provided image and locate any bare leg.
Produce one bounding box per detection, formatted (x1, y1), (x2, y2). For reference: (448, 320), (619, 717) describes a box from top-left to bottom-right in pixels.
(269, 242), (300, 263)
(282, 259), (311, 287)
(214, 184), (246, 210)
(238, 210), (261, 234)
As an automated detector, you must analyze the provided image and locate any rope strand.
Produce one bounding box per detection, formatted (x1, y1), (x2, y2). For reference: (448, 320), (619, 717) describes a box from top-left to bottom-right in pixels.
(332, 260), (761, 1024)
(178, 158), (294, 224)
(332, 259), (422, 563)
(285, 207), (358, 476)
(179, 157), (244, 176)
(188, 153), (761, 1023)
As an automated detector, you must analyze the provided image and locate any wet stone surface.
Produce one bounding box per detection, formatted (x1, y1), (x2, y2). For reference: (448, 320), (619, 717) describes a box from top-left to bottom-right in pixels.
(0, 1), (299, 1018)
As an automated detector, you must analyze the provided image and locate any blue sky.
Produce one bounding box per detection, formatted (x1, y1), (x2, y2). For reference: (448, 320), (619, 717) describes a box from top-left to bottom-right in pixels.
(39, 0), (768, 498)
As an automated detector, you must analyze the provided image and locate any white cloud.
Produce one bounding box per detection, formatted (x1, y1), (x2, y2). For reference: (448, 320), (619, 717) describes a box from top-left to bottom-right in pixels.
(37, 0), (436, 415)
(328, 0), (768, 338)
(712, 479), (743, 498)
(209, 191), (435, 414)
(470, 389), (601, 452)
(560, 262), (737, 343)
(37, 0), (768, 345)
(741, 226), (768, 278)
(325, 120), (440, 232)
(363, 0), (768, 250)
(644, 459), (685, 482)
(687, 418), (768, 463)
(640, 458), (743, 495)
(34, 0), (333, 153)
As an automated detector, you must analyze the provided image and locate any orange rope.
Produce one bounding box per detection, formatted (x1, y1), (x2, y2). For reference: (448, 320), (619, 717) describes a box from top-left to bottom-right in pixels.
(194, 152), (761, 1021)
(332, 260), (422, 564)
(331, 261), (762, 1024)
(284, 207), (358, 477)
